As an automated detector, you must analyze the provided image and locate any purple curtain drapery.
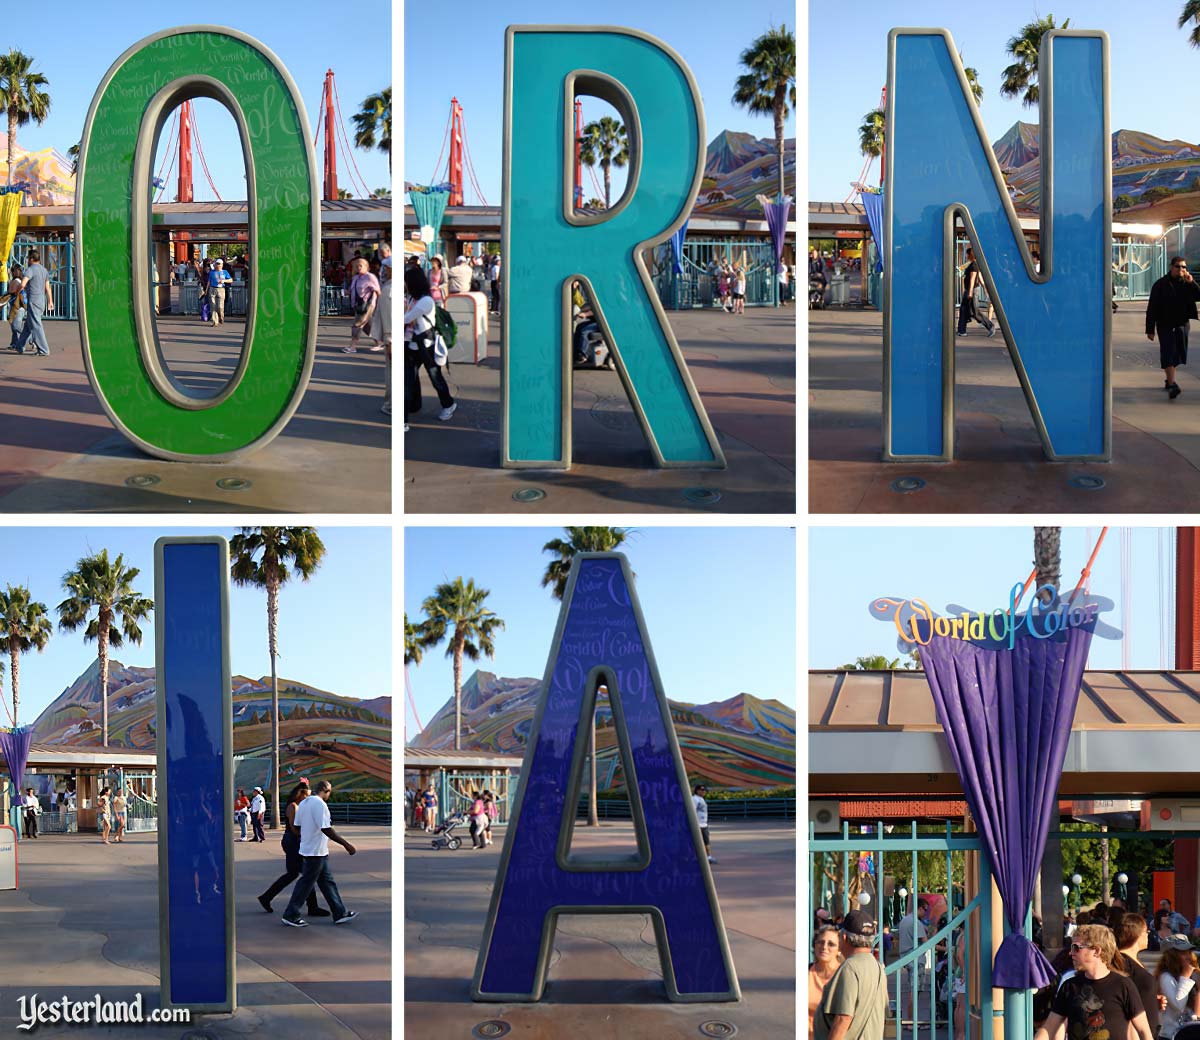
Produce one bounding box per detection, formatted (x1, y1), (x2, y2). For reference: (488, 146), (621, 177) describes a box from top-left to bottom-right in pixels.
(0, 726), (33, 802)
(670, 220), (690, 274)
(758, 196), (792, 261)
(920, 623), (1095, 989)
(860, 191), (884, 273)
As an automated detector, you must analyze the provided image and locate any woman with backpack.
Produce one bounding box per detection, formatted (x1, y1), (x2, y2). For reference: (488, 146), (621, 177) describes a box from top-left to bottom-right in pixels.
(404, 264), (456, 431)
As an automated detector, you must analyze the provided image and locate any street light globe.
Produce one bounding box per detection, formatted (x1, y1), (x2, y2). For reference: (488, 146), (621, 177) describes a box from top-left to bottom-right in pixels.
(858, 892), (871, 906)
(898, 887), (908, 900)
(1062, 885), (1070, 897)
(1117, 873), (1129, 885)
(1071, 874), (1083, 886)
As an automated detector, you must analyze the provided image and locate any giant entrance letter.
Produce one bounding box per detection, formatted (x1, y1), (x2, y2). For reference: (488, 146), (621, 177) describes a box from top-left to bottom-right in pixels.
(502, 27), (724, 470)
(473, 553), (739, 1002)
(155, 536), (234, 1011)
(78, 28), (319, 461)
(885, 29), (1110, 461)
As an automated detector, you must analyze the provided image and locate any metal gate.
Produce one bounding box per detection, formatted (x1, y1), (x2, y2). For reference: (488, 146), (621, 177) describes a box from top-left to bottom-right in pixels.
(10, 239), (75, 319)
(810, 821), (1010, 1040)
(439, 770), (514, 824)
(651, 238), (781, 309)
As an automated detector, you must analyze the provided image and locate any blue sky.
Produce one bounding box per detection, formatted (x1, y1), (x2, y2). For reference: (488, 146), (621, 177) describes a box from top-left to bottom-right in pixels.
(403, 527), (797, 741)
(810, 3), (1200, 201)
(403, 1), (796, 204)
(1, 527), (391, 727)
(809, 527), (1177, 671)
(6, 2), (390, 201)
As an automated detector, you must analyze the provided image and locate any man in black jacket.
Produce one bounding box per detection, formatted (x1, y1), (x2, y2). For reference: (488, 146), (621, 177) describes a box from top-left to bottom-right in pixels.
(1146, 256), (1200, 399)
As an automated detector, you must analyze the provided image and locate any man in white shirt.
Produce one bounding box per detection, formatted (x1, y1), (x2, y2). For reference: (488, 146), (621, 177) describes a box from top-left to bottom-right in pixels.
(447, 255), (474, 295)
(22, 787), (39, 839)
(692, 784), (715, 865)
(250, 787), (267, 843)
(281, 779), (358, 928)
(897, 897), (931, 1019)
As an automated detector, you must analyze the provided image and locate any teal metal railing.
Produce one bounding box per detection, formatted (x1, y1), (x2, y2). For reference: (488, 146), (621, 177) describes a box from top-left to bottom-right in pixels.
(650, 238), (782, 309)
(810, 820), (1003, 1040)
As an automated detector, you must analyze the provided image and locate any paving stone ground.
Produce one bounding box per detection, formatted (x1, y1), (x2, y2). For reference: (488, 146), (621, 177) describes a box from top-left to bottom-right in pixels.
(810, 307), (1200, 513)
(0, 317), (390, 513)
(404, 307), (797, 514)
(0, 825), (391, 1039)
(404, 819), (796, 1040)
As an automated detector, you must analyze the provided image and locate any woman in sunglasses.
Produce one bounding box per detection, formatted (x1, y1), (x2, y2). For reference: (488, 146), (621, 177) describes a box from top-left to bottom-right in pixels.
(808, 924), (842, 1035)
(1035, 924), (1154, 1040)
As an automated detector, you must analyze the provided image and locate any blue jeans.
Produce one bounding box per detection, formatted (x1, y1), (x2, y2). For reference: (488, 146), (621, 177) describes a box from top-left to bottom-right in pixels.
(237, 813), (247, 840)
(14, 300), (48, 355)
(283, 855), (346, 921)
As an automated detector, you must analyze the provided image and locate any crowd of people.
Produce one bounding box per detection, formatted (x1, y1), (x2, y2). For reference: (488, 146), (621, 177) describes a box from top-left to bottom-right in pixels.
(808, 897), (1200, 1040)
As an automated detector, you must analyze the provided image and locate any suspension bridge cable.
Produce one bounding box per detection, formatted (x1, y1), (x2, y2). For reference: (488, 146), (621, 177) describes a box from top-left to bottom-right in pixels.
(153, 107), (180, 193)
(190, 114), (224, 202)
(459, 114), (488, 205)
(330, 76), (373, 197)
(430, 106), (451, 186)
(333, 103), (371, 198)
(155, 130), (180, 204)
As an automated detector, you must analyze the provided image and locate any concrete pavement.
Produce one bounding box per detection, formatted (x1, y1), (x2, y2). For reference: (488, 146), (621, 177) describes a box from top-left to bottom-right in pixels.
(0, 826), (391, 1039)
(404, 820), (795, 1039)
(404, 308), (797, 514)
(0, 317), (390, 512)
(810, 307), (1200, 512)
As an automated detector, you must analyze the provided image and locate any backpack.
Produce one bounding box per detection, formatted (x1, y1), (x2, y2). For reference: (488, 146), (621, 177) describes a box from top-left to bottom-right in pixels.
(434, 304), (457, 349)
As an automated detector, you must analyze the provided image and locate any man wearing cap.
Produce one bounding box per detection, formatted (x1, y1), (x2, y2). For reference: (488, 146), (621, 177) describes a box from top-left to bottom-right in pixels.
(447, 254), (474, 295)
(692, 784), (716, 864)
(207, 257), (232, 326)
(250, 786), (267, 842)
(814, 910), (888, 1040)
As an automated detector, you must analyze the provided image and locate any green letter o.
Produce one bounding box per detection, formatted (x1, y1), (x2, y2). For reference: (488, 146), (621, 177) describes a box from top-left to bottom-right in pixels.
(77, 27), (318, 461)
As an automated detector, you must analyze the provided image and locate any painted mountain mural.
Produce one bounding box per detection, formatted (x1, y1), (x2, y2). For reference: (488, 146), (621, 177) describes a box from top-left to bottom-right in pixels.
(693, 129), (795, 221)
(31, 659), (391, 791)
(409, 669), (794, 789)
(994, 121), (1200, 218)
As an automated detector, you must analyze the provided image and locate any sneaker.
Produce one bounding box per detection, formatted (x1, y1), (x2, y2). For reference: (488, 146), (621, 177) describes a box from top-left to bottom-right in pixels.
(367, 344), (385, 353)
(1170, 383), (1182, 399)
(281, 916), (307, 928)
(987, 325), (997, 338)
(333, 911), (358, 925)
(437, 403), (457, 422)
(403, 423), (410, 432)
(342, 346), (358, 354)
(308, 908), (332, 918)
(257, 894), (273, 913)
(381, 402), (392, 415)
(707, 856), (717, 864)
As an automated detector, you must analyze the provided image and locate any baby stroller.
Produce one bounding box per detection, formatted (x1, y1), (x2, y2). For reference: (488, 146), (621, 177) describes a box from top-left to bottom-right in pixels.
(431, 811), (466, 851)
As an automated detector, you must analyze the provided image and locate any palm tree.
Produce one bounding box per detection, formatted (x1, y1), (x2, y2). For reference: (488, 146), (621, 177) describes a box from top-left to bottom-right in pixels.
(371, 187), (392, 199)
(579, 117), (628, 210)
(1001, 16), (1070, 108)
(542, 527), (631, 826)
(0, 51), (49, 188)
(1034, 527), (1062, 605)
(352, 87), (391, 173)
(732, 24), (796, 202)
(962, 57), (984, 105)
(230, 527), (325, 830)
(67, 142), (78, 176)
(420, 579), (505, 752)
(0, 586), (52, 727)
(404, 612), (428, 666)
(859, 108), (885, 159)
(1183, 1), (1200, 46)
(58, 551), (153, 748)
(337, 188), (353, 200)
(837, 655), (901, 671)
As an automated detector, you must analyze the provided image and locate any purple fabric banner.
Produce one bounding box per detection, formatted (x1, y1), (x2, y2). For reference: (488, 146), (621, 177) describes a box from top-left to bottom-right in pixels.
(860, 191), (884, 273)
(920, 622), (1095, 989)
(758, 196), (791, 261)
(670, 220), (689, 274)
(0, 726), (33, 802)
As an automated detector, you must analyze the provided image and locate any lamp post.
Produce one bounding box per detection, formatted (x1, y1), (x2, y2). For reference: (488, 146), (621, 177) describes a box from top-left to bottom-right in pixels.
(1071, 873), (1083, 914)
(1116, 872), (1128, 904)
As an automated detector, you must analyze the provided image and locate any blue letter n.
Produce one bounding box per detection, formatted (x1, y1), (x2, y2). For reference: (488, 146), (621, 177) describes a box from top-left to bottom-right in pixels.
(885, 29), (1110, 461)
(472, 553), (739, 1002)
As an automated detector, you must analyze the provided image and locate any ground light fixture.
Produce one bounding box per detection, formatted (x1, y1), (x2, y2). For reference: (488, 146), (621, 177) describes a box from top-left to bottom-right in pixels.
(858, 892), (871, 906)
(1117, 872), (1129, 901)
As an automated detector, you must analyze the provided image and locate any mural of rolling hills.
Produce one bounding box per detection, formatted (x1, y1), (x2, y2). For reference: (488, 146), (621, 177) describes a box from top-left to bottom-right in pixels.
(409, 669), (794, 790)
(31, 659), (391, 792)
(693, 129), (796, 221)
(995, 120), (1200, 217)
